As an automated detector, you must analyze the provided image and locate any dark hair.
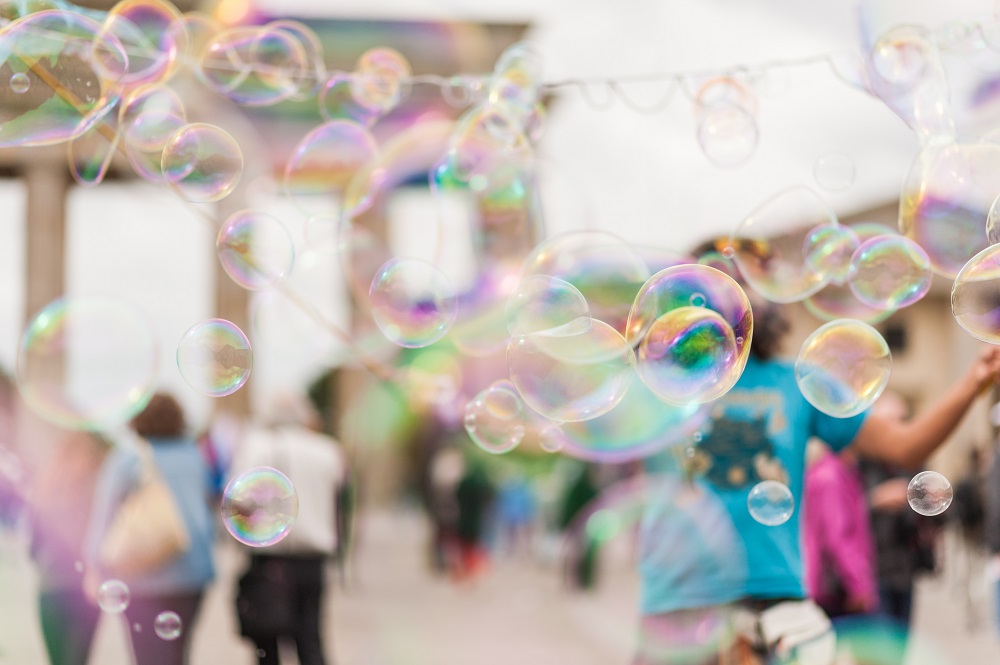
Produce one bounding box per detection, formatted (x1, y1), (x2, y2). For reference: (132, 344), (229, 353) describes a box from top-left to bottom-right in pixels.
(689, 236), (789, 362)
(131, 392), (186, 439)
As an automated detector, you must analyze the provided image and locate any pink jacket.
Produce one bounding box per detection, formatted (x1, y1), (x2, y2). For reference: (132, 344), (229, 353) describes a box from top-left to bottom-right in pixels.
(804, 450), (878, 614)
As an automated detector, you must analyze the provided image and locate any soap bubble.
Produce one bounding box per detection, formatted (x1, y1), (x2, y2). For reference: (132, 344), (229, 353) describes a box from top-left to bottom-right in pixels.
(953, 243), (1000, 343)
(9, 72), (29, 94)
(221, 466), (298, 547)
(802, 224), (859, 284)
(627, 264), (752, 406)
(17, 297), (159, 431)
(463, 380), (526, 454)
(505, 275), (591, 336)
(267, 19), (325, 99)
(747, 480), (794, 526)
(162, 123), (243, 203)
(98, 579), (131, 613)
(369, 258), (458, 348)
(119, 84), (187, 153)
(318, 73), (380, 125)
(907, 471), (953, 516)
(199, 26), (308, 106)
(848, 235), (932, 310)
(795, 320), (891, 418)
(693, 77), (759, 168)
(216, 210), (295, 290)
(729, 187), (839, 303)
(900, 141), (998, 277)
(98, 0), (185, 89)
(351, 47), (411, 114)
(154, 611), (182, 640)
(176, 319), (252, 397)
(69, 120), (121, 188)
(507, 319), (635, 422)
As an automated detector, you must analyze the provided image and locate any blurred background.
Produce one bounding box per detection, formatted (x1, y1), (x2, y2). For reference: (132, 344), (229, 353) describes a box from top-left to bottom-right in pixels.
(2, 0), (1000, 663)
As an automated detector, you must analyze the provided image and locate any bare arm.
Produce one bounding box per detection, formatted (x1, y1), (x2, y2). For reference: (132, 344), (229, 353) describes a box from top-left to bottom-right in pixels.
(851, 346), (1000, 469)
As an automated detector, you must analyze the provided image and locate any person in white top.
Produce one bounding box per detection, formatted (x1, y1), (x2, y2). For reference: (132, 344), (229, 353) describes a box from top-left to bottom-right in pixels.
(231, 392), (346, 665)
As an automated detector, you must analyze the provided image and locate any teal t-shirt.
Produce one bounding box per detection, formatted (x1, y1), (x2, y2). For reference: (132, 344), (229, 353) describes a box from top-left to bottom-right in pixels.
(639, 355), (866, 615)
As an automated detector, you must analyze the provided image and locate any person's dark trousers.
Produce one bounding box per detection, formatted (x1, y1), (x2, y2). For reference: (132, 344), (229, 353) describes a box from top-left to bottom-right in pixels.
(252, 555), (328, 665)
(39, 589), (100, 665)
(124, 591), (204, 665)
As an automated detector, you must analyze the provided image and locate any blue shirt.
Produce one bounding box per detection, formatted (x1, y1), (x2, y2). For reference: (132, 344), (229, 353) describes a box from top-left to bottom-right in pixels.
(640, 356), (866, 614)
(85, 437), (216, 595)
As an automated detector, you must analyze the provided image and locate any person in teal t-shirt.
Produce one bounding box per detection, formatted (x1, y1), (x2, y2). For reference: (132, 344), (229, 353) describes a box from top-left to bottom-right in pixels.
(636, 294), (1000, 665)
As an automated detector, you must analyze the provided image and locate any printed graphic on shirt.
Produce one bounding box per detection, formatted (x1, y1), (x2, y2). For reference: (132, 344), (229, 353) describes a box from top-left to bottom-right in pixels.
(683, 389), (790, 489)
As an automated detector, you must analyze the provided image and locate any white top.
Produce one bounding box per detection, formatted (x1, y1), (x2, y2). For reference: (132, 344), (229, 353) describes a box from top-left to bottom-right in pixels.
(232, 424), (345, 556)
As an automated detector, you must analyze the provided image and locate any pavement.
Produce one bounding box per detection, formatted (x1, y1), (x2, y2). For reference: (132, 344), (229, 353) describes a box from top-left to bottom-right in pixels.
(1, 509), (1000, 665)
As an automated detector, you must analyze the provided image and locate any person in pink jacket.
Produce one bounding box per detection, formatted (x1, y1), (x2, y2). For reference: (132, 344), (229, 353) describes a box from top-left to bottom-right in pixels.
(804, 440), (878, 618)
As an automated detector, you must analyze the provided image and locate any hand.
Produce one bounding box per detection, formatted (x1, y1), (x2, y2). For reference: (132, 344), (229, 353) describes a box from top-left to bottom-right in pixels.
(968, 346), (1000, 395)
(869, 478), (909, 512)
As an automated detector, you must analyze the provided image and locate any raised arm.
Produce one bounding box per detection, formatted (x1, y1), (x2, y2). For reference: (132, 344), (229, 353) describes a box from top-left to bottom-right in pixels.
(851, 346), (1000, 469)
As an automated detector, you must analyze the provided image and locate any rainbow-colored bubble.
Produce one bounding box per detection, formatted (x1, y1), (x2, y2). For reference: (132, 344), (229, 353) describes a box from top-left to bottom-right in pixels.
(463, 379), (526, 454)
(221, 466), (298, 547)
(369, 258), (458, 349)
(952, 243), (1000, 343)
(176, 319), (252, 397)
(795, 319), (891, 418)
(216, 210), (296, 290)
(848, 235), (932, 310)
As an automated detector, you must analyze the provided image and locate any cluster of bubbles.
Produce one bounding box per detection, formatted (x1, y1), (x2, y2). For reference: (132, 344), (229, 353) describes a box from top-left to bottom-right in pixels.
(8, 0), (1000, 578)
(220, 466), (299, 547)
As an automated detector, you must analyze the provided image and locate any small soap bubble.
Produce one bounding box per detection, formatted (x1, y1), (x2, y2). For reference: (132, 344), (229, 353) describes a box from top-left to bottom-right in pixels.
(747, 480), (794, 526)
(539, 424), (565, 453)
(848, 235), (932, 310)
(176, 319), (252, 397)
(162, 123), (243, 203)
(813, 153), (856, 191)
(98, 579), (131, 613)
(464, 380), (527, 454)
(696, 106), (758, 168)
(221, 467), (298, 547)
(9, 72), (29, 94)
(351, 47), (411, 114)
(216, 210), (295, 290)
(154, 611), (182, 640)
(907, 471), (953, 516)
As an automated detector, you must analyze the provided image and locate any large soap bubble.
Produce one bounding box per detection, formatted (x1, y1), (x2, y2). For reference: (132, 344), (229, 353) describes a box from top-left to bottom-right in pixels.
(952, 243), (1000, 343)
(504, 274), (591, 337)
(198, 25), (308, 106)
(221, 466), (298, 547)
(848, 235), (932, 310)
(161, 123), (243, 203)
(795, 320), (891, 418)
(17, 297), (159, 430)
(463, 379), (526, 454)
(627, 264), (752, 406)
(216, 210), (296, 290)
(176, 318), (252, 397)
(369, 258), (458, 349)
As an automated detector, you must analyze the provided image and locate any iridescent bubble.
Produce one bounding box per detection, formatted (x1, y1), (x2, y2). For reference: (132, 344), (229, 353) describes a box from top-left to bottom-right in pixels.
(463, 380), (526, 454)
(865, 25), (955, 140)
(0, 10), (128, 148)
(267, 19), (325, 99)
(907, 471), (953, 516)
(507, 319), (635, 422)
(176, 319), (252, 397)
(538, 423), (565, 453)
(68, 120), (121, 188)
(730, 186), (839, 303)
(119, 83), (186, 151)
(221, 466), (298, 547)
(627, 264), (753, 406)
(283, 120), (379, 215)
(162, 123), (243, 203)
(802, 224), (859, 284)
(747, 480), (794, 526)
(369, 258), (458, 348)
(9, 72), (29, 94)
(199, 26), (308, 106)
(848, 235), (932, 310)
(443, 105), (532, 186)
(98, 579), (131, 613)
(216, 210), (295, 290)
(154, 611), (182, 641)
(952, 243), (1000, 343)
(97, 0), (185, 89)
(520, 231), (650, 334)
(795, 320), (891, 418)
(318, 73), (380, 125)
(557, 376), (708, 463)
(696, 106), (758, 168)
(351, 47), (411, 114)
(505, 275), (591, 336)
(804, 223), (898, 323)
(813, 152), (856, 191)
(17, 297), (159, 431)
(488, 42), (544, 125)
(900, 141), (998, 277)
(178, 11), (221, 60)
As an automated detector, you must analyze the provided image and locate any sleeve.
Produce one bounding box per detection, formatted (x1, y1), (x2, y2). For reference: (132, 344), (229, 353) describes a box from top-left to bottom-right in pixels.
(812, 406), (868, 453)
(82, 449), (140, 566)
